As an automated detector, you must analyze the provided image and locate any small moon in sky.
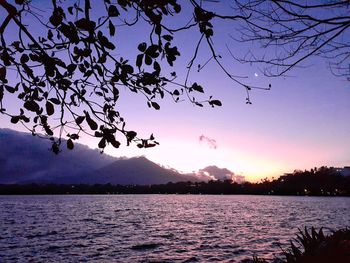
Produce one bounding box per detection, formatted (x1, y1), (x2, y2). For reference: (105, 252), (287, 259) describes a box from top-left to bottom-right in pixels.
(254, 73), (258, 77)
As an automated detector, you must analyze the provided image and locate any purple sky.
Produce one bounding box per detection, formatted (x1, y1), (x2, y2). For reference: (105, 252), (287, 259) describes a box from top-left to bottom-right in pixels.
(1, 0), (349, 181)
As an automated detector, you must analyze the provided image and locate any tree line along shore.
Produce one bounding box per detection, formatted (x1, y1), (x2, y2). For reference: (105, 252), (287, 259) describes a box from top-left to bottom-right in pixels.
(1, 167), (349, 196)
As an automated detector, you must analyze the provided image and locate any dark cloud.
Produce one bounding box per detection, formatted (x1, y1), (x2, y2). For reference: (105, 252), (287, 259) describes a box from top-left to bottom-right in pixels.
(0, 129), (115, 183)
(196, 165), (245, 183)
(199, 135), (217, 149)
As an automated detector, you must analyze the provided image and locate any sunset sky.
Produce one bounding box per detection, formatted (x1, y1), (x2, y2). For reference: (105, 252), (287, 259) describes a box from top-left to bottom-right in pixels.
(99, 60), (350, 182)
(1, 0), (349, 182)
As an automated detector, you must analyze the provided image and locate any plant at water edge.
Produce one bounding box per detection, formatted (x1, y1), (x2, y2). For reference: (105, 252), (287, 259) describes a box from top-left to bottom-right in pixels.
(253, 227), (350, 263)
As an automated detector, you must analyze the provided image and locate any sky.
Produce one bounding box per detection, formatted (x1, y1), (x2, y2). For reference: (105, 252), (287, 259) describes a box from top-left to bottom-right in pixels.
(0, 0), (349, 182)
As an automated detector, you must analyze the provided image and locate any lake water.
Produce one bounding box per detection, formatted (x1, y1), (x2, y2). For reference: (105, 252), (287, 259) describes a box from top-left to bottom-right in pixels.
(0, 195), (349, 262)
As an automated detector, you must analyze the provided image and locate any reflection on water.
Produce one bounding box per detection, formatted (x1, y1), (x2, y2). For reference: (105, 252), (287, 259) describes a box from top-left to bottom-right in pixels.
(0, 195), (349, 262)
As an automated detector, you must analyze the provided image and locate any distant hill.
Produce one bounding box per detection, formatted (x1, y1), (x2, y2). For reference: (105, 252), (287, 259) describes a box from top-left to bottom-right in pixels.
(0, 129), (199, 185)
(59, 156), (199, 185)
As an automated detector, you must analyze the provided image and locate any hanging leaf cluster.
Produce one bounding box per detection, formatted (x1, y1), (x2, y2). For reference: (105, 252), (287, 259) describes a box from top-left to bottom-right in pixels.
(0, 0), (271, 154)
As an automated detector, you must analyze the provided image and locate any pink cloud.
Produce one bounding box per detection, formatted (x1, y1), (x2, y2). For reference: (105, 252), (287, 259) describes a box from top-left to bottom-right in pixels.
(196, 165), (245, 183)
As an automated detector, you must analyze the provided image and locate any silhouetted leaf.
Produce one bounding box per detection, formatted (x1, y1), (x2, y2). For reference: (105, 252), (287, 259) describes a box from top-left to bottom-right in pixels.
(0, 67), (6, 82)
(109, 20), (115, 36)
(47, 29), (53, 40)
(110, 139), (120, 148)
(143, 87), (152, 95)
(20, 115), (30, 123)
(94, 64), (103, 76)
(85, 111), (98, 130)
(136, 54), (143, 69)
(68, 6), (74, 15)
(66, 64), (76, 74)
(46, 101), (54, 116)
(146, 45), (159, 58)
(145, 55), (152, 65)
(209, 100), (222, 107)
(173, 3), (181, 13)
(94, 131), (103, 137)
(153, 61), (160, 73)
(162, 35), (173, 41)
(126, 131), (137, 140)
(118, 0), (128, 8)
(44, 125), (54, 136)
(98, 138), (106, 148)
(164, 43), (180, 66)
(145, 143), (156, 148)
(48, 98), (60, 105)
(29, 53), (40, 62)
(75, 115), (85, 125)
(59, 23), (79, 44)
(191, 82), (204, 93)
(138, 42), (147, 52)
(11, 116), (20, 124)
(97, 31), (115, 50)
(24, 100), (40, 113)
(151, 101), (160, 110)
(67, 139), (74, 150)
(20, 54), (29, 64)
(0, 86), (3, 102)
(4, 85), (16, 93)
(122, 64), (134, 74)
(97, 54), (107, 64)
(108, 5), (120, 17)
(49, 7), (65, 27)
(51, 142), (60, 154)
(75, 18), (96, 31)
(113, 87), (119, 101)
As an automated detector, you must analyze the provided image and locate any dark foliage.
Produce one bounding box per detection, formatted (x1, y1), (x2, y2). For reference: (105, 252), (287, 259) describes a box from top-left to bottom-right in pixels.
(0, 0), (273, 153)
(254, 227), (350, 263)
(1, 166), (349, 195)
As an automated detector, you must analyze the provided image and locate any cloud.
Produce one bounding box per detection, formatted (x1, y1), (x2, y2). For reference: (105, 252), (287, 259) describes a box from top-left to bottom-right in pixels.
(199, 134), (217, 149)
(196, 165), (245, 183)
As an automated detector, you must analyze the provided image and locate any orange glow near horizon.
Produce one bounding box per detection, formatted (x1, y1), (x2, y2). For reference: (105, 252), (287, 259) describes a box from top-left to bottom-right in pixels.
(1, 121), (347, 183)
(97, 131), (340, 182)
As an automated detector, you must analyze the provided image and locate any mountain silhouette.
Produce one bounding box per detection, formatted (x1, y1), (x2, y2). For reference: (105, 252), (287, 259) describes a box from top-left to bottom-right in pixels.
(59, 156), (199, 185)
(0, 129), (199, 185)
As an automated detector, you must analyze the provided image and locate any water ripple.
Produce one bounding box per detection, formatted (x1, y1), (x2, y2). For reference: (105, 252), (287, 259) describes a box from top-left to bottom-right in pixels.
(0, 195), (349, 262)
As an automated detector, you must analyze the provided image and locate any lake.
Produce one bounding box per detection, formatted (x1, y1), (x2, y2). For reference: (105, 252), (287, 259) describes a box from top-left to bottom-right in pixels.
(0, 195), (349, 262)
